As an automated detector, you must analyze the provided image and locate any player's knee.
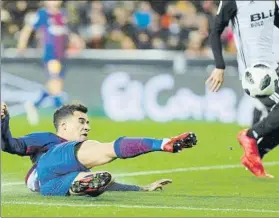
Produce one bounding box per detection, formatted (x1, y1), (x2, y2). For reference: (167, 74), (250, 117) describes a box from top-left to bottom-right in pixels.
(47, 59), (62, 75)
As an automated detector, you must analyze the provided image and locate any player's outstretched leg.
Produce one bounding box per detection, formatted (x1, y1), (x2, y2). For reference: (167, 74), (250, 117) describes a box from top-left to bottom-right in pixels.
(237, 130), (273, 178)
(77, 132), (198, 169)
(160, 132), (197, 153)
(69, 172), (112, 197)
(114, 132), (198, 159)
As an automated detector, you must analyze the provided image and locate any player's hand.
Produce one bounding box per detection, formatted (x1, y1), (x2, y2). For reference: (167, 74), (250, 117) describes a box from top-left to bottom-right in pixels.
(1, 102), (8, 119)
(206, 68), (225, 92)
(141, 179), (172, 191)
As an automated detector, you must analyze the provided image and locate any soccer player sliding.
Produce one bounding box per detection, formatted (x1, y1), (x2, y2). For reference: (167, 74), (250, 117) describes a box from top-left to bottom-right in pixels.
(1, 102), (197, 197)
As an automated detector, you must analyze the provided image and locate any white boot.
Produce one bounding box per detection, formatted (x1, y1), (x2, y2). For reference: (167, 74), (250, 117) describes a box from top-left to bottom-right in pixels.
(24, 101), (40, 126)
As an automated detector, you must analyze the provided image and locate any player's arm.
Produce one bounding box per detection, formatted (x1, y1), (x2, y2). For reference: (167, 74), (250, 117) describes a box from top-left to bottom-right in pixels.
(105, 179), (172, 192)
(275, 1), (279, 28)
(206, 0), (237, 92)
(210, 0), (237, 70)
(1, 103), (27, 155)
(17, 10), (44, 51)
(17, 25), (34, 51)
(0, 103), (41, 156)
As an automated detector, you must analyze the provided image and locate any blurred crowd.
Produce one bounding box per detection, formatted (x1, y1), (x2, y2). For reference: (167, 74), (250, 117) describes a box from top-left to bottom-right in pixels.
(1, 0), (236, 56)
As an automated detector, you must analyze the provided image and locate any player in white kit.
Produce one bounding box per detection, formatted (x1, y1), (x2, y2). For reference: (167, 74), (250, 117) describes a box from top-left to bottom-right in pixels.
(206, 0), (279, 178)
(273, 26), (279, 60)
(251, 25), (279, 159)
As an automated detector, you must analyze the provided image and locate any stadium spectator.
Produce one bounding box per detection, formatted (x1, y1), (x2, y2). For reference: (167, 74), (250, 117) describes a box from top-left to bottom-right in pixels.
(133, 1), (153, 30)
(81, 3), (107, 49)
(120, 35), (137, 50)
(1, 0), (236, 56)
(136, 30), (152, 49)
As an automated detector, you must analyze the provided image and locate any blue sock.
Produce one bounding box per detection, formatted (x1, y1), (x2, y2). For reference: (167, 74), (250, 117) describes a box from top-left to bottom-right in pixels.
(151, 139), (163, 151)
(53, 95), (64, 108)
(34, 90), (49, 108)
(113, 137), (163, 159)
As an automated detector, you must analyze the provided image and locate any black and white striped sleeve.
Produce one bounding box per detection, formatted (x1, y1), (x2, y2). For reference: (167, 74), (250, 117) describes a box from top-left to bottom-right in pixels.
(210, 0), (237, 69)
(275, 1), (279, 28)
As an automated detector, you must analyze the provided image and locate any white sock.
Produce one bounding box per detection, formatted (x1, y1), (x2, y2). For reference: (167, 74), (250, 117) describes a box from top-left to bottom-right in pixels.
(160, 138), (171, 150)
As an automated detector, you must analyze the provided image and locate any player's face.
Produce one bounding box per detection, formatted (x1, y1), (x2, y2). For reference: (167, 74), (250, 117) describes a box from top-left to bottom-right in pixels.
(64, 111), (91, 141)
(45, 1), (62, 9)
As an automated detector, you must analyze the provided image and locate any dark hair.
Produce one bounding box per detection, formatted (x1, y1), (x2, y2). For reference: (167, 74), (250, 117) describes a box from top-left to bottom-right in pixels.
(53, 103), (88, 130)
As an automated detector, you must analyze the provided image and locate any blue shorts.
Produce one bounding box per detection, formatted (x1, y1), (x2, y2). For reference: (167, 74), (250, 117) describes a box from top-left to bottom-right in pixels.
(37, 141), (89, 196)
(43, 45), (66, 79)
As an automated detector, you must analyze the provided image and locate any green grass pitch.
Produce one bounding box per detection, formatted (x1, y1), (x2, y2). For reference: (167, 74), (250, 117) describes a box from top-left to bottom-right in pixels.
(1, 116), (279, 217)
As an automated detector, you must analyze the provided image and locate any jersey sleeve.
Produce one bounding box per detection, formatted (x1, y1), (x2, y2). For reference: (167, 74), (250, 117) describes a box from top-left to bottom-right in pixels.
(210, 0), (237, 69)
(275, 1), (279, 28)
(1, 115), (47, 156)
(1, 115), (27, 156)
(30, 9), (46, 30)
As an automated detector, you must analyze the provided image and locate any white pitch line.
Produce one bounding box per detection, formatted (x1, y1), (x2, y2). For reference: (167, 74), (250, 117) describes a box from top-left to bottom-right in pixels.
(2, 182), (24, 187)
(115, 161), (279, 177)
(2, 161), (279, 188)
(2, 201), (279, 214)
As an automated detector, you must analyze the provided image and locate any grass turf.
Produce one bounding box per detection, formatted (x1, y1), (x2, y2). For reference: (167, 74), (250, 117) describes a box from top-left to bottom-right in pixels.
(1, 116), (279, 217)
